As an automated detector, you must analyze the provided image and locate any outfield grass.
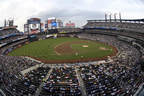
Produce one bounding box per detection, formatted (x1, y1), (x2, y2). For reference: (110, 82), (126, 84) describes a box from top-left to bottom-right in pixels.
(8, 37), (115, 60)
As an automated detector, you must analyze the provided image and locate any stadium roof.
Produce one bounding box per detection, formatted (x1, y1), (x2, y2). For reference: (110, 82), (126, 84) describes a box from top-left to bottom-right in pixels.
(2, 26), (17, 30)
(88, 19), (144, 22)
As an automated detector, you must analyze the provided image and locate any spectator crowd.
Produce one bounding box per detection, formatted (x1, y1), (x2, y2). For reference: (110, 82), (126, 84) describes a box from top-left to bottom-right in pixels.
(0, 29), (143, 96)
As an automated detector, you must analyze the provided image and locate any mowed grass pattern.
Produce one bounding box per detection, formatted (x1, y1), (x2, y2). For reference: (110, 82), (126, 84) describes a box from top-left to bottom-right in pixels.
(9, 37), (115, 60)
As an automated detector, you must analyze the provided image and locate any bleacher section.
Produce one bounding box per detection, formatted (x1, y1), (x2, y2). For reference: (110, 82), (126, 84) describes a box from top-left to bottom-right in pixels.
(84, 20), (144, 32)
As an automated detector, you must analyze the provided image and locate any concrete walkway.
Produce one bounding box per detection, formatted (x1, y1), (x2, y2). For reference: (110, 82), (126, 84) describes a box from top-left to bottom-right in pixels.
(21, 63), (44, 75)
(0, 89), (6, 96)
(75, 67), (87, 96)
(134, 83), (144, 96)
(21, 56), (44, 75)
(24, 56), (42, 63)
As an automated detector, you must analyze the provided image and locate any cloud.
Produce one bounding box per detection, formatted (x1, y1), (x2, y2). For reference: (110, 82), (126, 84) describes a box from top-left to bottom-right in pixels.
(139, 0), (144, 3)
(0, 0), (143, 31)
(34, 8), (104, 27)
(36, 9), (104, 20)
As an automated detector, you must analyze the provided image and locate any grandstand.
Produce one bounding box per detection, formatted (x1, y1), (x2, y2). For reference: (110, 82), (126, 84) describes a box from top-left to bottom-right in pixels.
(84, 19), (144, 33)
(0, 17), (144, 96)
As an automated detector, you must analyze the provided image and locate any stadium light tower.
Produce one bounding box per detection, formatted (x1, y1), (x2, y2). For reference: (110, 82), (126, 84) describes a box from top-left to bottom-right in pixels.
(109, 13), (112, 22)
(119, 12), (122, 23)
(114, 13), (117, 22)
(4, 19), (7, 27)
(105, 13), (108, 22)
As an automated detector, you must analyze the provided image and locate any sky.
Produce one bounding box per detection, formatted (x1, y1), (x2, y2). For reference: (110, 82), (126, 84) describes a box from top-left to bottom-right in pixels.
(0, 0), (144, 31)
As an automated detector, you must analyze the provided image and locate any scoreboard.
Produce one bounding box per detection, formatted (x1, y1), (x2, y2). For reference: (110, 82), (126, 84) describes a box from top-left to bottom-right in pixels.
(27, 18), (41, 34)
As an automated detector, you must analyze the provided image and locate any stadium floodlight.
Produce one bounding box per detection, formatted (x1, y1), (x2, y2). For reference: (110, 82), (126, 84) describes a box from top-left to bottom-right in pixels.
(106, 13), (112, 22)
(109, 13), (112, 22)
(119, 12), (122, 22)
(114, 13), (117, 22)
(105, 13), (108, 22)
(4, 19), (7, 27)
(105, 13), (112, 22)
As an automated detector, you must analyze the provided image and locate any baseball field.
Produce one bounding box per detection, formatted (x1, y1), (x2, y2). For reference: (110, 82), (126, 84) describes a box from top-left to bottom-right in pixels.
(8, 37), (117, 63)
